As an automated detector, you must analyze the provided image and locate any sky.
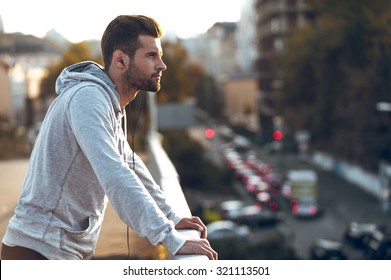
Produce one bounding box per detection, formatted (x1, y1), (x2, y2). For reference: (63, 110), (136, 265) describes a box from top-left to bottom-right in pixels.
(0, 0), (247, 42)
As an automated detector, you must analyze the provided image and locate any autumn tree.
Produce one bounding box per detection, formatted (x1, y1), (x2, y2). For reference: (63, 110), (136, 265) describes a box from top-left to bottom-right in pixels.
(278, 0), (391, 170)
(157, 41), (223, 118)
(156, 41), (201, 103)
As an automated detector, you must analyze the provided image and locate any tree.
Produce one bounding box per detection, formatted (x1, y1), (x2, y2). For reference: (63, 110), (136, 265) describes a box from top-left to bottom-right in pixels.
(40, 42), (100, 101)
(278, 0), (391, 170)
(157, 41), (223, 119)
(157, 41), (202, 103)
(161, 130), (234, 194)
(193, 73), (224, 120)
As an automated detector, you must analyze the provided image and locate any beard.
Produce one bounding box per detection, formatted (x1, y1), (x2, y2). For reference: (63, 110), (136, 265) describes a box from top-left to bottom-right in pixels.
(124, 62), (161, 93)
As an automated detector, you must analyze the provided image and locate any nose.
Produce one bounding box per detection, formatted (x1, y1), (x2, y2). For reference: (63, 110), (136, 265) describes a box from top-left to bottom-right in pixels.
(157, 58), (167, 72)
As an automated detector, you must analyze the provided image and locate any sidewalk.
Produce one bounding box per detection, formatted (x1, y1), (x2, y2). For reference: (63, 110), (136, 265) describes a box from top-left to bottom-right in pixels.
(0, 159), (160, 260)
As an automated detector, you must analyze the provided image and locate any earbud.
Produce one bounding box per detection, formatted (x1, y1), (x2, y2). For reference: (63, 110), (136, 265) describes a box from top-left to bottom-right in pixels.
(118, 58), (124, 66)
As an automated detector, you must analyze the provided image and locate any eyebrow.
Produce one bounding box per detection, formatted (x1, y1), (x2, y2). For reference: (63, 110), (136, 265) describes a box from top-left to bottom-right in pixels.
(145, 49), (163, 57)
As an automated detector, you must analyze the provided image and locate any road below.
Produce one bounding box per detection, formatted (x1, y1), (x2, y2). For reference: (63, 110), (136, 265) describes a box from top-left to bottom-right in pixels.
(190, 125), (391, 259)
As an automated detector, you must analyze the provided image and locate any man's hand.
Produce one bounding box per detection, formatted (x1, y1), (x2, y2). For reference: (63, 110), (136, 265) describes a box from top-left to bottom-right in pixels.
(175, 239), (218, 260)
(175, 216), (208, 238)
(175, 216), (218, 260)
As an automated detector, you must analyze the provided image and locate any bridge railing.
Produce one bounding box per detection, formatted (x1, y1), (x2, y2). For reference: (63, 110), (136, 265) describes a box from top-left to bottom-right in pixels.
(146, 92), (207, 260)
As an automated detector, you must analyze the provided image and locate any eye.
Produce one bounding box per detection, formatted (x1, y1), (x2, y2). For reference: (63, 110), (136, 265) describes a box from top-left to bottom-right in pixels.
(147, 52), (157, 58)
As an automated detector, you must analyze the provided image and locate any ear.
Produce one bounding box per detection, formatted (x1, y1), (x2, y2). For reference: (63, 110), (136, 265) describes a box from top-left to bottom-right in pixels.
(112, 50), (127, 68)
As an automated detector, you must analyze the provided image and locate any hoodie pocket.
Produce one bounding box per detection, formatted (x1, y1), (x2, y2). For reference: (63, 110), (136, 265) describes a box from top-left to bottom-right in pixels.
(60, 215), (101, 259)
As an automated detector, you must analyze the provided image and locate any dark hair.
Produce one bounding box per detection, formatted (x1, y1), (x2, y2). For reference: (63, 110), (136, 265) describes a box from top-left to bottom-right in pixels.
(101, 15), (163, 69)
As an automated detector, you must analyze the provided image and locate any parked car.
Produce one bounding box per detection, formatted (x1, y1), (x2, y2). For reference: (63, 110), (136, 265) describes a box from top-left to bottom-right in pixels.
(309, 238), (348, 260)
(343, 222), (382, 247)
(207, 220), (250, 240)
(364, 228), (391, 259)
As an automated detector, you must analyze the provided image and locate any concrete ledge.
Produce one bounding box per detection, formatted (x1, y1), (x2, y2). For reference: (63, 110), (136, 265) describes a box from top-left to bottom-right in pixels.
(172, 229), (209, 260)
(147, 132), (207, 260)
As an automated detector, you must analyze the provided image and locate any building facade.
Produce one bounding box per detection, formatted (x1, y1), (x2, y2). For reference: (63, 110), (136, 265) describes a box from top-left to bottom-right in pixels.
(0, 57), (12, 123)
(223, 73), (259, 132)
(255, 0), (316, 142)
(0, 33), (61, 127)
(236, 0), (258, 73)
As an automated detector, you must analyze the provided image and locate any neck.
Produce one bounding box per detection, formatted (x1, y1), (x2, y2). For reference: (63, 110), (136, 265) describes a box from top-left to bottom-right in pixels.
(119, 90), (139, 108)
(105, 68), (138, 108)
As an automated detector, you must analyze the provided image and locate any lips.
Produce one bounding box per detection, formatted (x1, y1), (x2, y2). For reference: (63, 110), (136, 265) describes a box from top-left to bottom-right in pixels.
(152, 75), (161, 83)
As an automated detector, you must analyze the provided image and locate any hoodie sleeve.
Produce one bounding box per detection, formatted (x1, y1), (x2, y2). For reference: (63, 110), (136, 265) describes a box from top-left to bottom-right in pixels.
(125, 149), (184, 225)
(67, 86), (186, 254)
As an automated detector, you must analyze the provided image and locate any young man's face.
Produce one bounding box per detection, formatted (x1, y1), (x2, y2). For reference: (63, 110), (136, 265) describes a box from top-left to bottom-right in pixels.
(126, 35), (167, 92)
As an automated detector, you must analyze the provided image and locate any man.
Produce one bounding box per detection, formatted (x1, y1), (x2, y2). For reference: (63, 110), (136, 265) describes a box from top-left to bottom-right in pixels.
(1, 15), (217, 260)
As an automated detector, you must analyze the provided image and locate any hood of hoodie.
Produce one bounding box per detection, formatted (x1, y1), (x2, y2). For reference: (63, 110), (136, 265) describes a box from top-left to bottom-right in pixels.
(55, 61), (121, 115)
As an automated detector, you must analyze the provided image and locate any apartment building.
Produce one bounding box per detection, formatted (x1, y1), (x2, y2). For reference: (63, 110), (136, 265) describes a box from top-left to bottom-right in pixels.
(255, 0), (316, 142)
(0, 32), (61, 127)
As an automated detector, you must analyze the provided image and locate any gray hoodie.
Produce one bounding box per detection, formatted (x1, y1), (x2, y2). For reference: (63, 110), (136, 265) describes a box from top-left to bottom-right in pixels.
(3, 61), (186, 259)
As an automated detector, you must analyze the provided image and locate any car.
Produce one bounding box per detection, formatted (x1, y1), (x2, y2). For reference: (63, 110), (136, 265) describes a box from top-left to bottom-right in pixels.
(227, 158), (243, 170)
(364, 228), (391, 259)
(256, 192), (280, 212)
(253, 179), (281, 211)
(252, 162), (273, 177)
(343, 222), (382, 247)
(232, 135), (251, 151)
(233, 205), (284, 227)
(218, 200), (246, 220)
(234, 165), (256, 183)
(240, 169), (258, 185)
(245, 175), (262, 192)
(219, 126), (234, 140)
(222, 148), (243, 169)
(265, 139), (298, 154)
(261, 171), (283, 189)
(290, 198), (321, 218)
(281, 180), (292, 200)
(207, 220), (250, 240)
(253, 180), (271, 194)
(286, 170), (318, 213)
(309, 238), (348, 260)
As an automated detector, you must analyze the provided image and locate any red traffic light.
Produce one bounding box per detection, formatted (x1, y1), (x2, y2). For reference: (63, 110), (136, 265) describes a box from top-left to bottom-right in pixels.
(273, 130), (283, 141)
(204, 128), (215, 139)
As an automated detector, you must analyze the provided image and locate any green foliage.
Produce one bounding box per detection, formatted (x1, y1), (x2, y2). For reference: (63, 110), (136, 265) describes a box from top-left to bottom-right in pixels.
(278, 0), (391, 170)
(157, 41), (223, 119)
(158, 42), (203, 103)
(161, 130), (234, 194)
